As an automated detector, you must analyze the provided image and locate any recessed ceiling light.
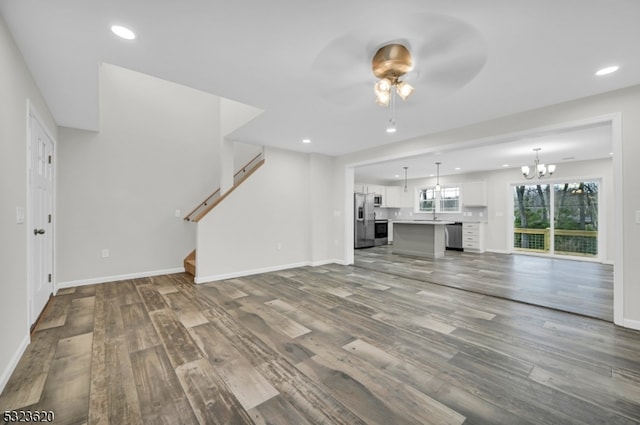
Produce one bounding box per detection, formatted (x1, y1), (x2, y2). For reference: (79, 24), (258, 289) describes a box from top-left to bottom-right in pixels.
(394, 174), (400, 178)
(302, 139), (311, 144)
(111, 25), (136, 40)
(595, 65), (619, 76)
(502, 164), (510, 168)
(454, 167), (461, 171)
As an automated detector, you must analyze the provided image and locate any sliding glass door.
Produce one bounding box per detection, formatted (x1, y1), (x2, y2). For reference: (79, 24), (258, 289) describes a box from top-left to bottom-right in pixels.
(553, 182), (599, 257)
(513, 181), (599, 258)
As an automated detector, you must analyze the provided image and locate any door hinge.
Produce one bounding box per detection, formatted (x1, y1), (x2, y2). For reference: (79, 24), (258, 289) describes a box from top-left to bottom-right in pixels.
(48, 214), (52, 223)
(48, 155), (52, 164)
(48, 274), (52, 283)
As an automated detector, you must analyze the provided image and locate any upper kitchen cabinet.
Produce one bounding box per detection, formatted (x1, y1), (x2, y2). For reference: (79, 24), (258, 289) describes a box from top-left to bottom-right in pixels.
(461, 181), (487, 207)
(354, 182), (384, 195)
(385, 185), (413, 208)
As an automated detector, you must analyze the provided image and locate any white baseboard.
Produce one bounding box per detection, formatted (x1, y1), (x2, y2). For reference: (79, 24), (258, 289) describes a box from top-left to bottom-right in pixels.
(0, 333), (30, 394)
(310, 259), (346, 267)
(195, 262), (310, 284)
(195, 259), (347, 284)
(56, 267), (185, 291)
(485, 249), (511, 255)
(622, 318), (640, 331)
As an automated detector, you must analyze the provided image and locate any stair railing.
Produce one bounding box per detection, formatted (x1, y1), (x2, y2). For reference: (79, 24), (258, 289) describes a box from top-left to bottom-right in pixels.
(184, 150), (265, 222)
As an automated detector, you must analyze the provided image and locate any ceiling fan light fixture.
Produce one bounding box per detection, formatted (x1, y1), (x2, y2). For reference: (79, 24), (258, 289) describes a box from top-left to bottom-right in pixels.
(375, 91), (390, 106)
(372, 43), (415, 107)
(396, 81), (414, 100)
(375, 78), (392, 94)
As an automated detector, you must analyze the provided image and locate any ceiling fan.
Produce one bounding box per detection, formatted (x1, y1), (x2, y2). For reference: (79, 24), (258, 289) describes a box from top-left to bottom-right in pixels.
(310, 13), (488, 107)
(371, 43), (415, 106)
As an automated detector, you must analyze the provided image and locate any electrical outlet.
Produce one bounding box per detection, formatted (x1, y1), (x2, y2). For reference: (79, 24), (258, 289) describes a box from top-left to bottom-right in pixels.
(174, 209), (181, 217)
(101, 249), (109, 258)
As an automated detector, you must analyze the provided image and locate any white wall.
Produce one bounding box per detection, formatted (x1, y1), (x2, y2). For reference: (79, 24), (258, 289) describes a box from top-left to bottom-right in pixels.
(336, 85), (640, 327)
(0, 16), (57, 390)
(196, 147), (336, 282)
(56, 63), (221, 285)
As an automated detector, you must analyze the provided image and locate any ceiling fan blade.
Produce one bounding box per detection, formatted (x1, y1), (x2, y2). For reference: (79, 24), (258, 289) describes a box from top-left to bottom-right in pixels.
(409, 13), (488, 90)
(311, 33), (370, 75)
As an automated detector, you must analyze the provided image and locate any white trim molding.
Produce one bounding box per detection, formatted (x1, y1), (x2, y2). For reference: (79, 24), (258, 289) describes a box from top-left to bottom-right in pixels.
(0, 333), (29, 394)
(56, 267), (185, 291)
(195, 260), (346, 284)
(622, 318), (640, 332)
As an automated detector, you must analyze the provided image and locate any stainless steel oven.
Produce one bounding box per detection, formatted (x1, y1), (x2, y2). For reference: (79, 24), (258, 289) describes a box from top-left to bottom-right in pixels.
(374, 219), (388, 246)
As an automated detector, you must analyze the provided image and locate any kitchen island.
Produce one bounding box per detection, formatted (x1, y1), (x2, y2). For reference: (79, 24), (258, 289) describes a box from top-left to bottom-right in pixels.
(392, 220), (454, 259)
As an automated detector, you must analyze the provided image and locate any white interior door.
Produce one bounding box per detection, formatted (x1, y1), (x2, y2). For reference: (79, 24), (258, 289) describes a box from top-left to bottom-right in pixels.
(30, 115), (54, 325)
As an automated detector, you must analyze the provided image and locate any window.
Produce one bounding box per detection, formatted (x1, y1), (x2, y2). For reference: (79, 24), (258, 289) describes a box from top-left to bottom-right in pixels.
(418, 186), (460, 213)
(419, 188), (437, 212)
(440, 187), (460, 212)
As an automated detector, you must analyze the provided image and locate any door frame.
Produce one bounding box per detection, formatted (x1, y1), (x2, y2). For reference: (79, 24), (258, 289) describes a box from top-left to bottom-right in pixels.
(26, 100), (57, 326)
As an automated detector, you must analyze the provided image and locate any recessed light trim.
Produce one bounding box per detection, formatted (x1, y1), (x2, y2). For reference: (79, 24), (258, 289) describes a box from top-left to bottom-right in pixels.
(302, 139), (311, 144)
(595, 65), (619, 76)
(111, 25), (136, 40)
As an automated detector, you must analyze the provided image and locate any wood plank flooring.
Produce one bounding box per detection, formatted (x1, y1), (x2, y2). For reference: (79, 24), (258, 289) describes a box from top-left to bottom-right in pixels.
(355, 246), (614, 321)
(1, 262), (638, 424)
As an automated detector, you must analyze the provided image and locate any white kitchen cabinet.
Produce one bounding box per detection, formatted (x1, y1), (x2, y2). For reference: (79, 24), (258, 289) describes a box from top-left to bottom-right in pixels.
(368, 184), (383, 195)
(461, 181), (487, 206)
(354, 182), (384, 195)
(384, 185), (413, 208)
(399, 187), (414, 208)
(462, 222), (485, 252)
(384, 186), (400, 207)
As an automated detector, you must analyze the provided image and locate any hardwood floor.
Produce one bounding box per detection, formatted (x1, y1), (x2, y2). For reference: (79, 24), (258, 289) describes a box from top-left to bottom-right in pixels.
(355, 245), (614, 322)
(1, 262), (638, 424)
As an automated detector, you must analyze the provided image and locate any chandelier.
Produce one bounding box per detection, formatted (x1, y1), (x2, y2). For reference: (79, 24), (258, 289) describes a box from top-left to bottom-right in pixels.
(372, 44), (415, 132)
(521, 148), (556, 180)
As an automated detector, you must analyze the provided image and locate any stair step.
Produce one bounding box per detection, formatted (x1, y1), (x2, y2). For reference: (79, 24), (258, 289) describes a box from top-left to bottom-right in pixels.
(184, 250), (196, 277)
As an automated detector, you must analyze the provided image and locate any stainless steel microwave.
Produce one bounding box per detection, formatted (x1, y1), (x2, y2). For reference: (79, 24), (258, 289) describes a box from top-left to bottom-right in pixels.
(373, 194), (382, 207)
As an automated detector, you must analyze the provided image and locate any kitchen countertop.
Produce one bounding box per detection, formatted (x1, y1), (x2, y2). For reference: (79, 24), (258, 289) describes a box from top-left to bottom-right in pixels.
(392, 220), (455, 225)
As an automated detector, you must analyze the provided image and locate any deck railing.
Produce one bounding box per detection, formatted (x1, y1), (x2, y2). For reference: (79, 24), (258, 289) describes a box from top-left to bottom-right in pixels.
(514, 227), (598, 257)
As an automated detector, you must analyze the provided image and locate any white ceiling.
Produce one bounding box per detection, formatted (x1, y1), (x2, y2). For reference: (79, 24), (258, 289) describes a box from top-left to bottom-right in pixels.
(355, 121), (613, 182)
(1, 0), (637, 164)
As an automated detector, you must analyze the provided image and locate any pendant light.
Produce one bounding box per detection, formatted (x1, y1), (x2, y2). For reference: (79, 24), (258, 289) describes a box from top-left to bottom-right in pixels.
(435, 162), (441, 191)
(521, 148), (556, 180)
(403, 166), (408, 192)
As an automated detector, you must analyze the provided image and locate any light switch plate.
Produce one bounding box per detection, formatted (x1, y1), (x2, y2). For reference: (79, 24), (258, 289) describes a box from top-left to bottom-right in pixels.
(16, 206), (24, 224)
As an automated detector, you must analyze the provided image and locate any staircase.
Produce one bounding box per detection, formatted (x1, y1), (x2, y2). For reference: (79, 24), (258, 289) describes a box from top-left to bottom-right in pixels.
(183, 151), (265, 278)
(184, 250), (196, 276)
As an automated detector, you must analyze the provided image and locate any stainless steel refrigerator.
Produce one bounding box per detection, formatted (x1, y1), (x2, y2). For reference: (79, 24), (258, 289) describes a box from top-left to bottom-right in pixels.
(354, 193), (375, 248)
